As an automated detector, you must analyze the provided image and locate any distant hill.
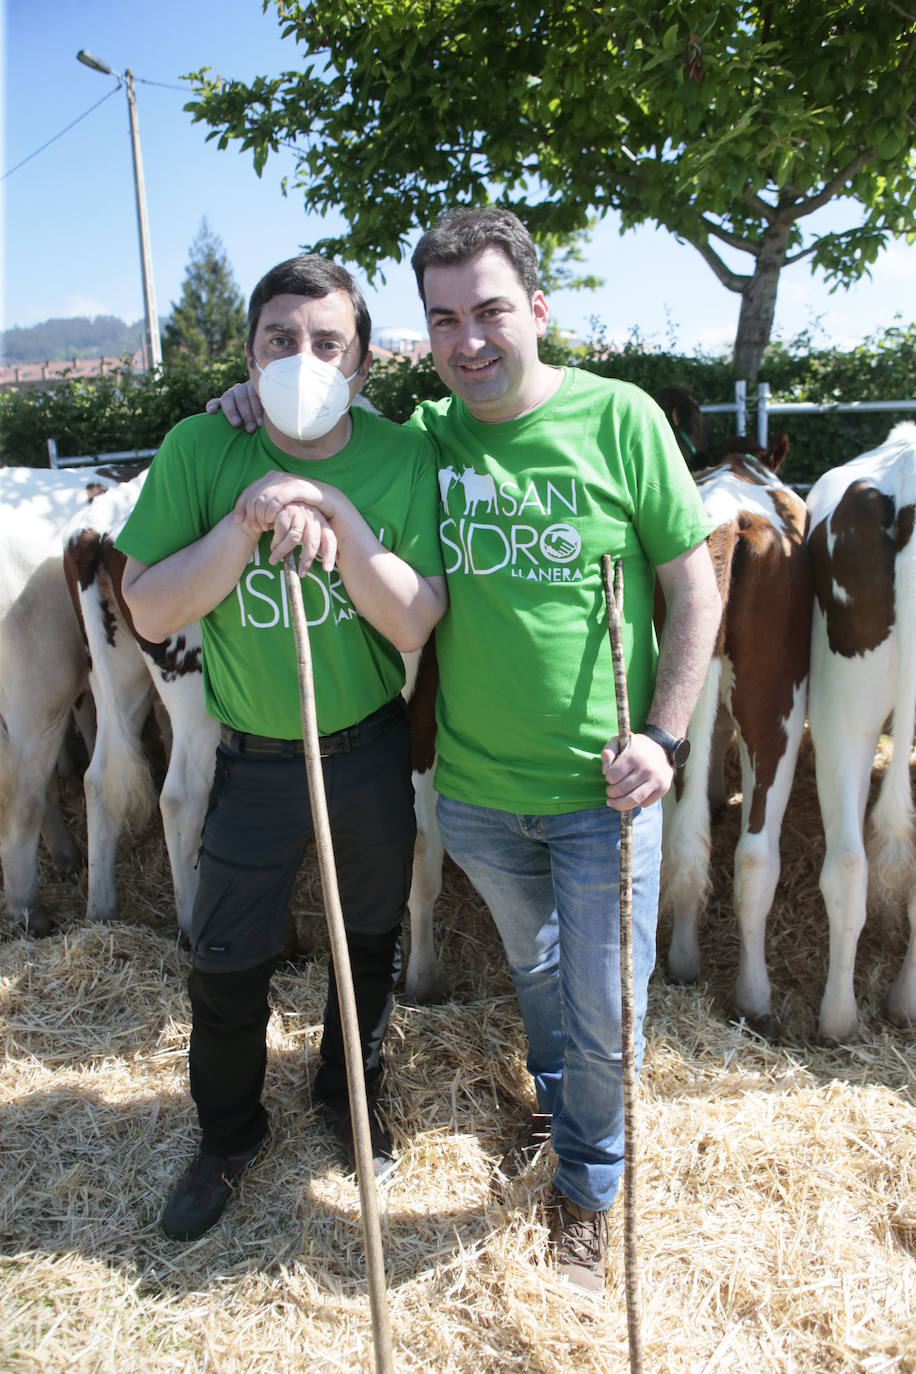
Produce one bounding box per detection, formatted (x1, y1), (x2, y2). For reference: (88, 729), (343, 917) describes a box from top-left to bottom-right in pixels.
(0, 315), (160, 364)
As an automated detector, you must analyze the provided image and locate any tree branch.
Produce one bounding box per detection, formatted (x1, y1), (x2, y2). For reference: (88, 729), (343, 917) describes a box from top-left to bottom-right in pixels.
(681, 231), (751, 293)
(883, 0), (916, 25)
(702, 216), (762, 257)
(791, 149), (876, 219)
(783, 241), (823, 267)
(742, 187), (777, 223)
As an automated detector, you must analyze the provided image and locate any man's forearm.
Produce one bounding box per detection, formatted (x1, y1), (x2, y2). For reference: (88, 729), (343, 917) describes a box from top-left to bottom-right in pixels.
(337, 540), (447, 652)
(121, 514), (258, 642)
(649, 542), (722, 735)
(236, 473), (447, 652)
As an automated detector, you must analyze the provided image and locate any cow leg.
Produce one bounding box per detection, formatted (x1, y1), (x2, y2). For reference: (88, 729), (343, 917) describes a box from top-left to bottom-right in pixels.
(1, 720), (73, 935)
(157, 700), (218, 936)
(83, 644), (156, 923)
(664, 660), (722, 985)
(887, 887), (916, 1028)
(404, 766), (445, 1003)
(56, 691), (96, 781)
(40, 769), (79, 874)
(867, 729), (916, 1031)
(809, 616), (895, 1044)
(707, 703), (734, 814)
(731, 682), (807, 1035)
(72, 690), (97, 757)
(813, 723), (876, 1044)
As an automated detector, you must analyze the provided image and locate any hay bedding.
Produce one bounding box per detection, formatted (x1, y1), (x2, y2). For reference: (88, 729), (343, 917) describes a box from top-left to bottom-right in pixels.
(1, 732), (914, 1373)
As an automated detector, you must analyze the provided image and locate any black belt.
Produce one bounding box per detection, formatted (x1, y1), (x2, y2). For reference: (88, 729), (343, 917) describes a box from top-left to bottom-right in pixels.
(219, 697), (404, 759)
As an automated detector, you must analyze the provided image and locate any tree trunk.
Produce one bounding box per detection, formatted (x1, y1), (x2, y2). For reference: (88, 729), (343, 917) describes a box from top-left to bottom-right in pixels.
(732, 219), (792, 382)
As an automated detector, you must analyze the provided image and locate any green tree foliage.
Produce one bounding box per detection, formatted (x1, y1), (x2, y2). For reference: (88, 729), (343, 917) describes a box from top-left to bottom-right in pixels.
(162, 219), (247, 365)
(1, 316), (146, 364)
(186, 1), (916, 381)
(0, 355), (248, 467)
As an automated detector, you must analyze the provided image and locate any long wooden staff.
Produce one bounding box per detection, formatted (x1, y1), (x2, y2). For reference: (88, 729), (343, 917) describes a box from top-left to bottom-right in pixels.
(284, 554), (394, 1374)
(600, 555), (643, 1374)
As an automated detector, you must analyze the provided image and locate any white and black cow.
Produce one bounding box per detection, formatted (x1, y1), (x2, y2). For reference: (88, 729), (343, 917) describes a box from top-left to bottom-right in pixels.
(807, 421), (916, 1043)
(63, 479), (445, 966)
(0, 464), (140, 933)
(662, 442), (812, 1034)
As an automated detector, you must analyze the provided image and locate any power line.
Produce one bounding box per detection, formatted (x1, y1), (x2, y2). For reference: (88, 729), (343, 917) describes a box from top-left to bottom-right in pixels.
(1, 87), (121, 182)
(1, 74), (192, 182)
(136, 76), (190, 92)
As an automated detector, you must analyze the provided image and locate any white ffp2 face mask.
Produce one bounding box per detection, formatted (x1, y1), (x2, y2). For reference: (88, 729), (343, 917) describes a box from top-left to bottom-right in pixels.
(255, 352), (359, 442)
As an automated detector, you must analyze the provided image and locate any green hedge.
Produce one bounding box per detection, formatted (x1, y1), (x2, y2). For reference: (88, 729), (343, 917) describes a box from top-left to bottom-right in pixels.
(0, 352), (247, 467)
(3, 326), (914, 487)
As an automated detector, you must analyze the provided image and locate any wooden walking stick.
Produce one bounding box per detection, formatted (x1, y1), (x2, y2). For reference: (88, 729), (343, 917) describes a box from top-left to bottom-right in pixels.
(284, 554), (394, 1374)
(600, 555), (643, 1374)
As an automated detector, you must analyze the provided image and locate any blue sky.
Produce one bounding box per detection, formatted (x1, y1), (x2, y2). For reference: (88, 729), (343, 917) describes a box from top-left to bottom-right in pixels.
(3, 0), (914, 357)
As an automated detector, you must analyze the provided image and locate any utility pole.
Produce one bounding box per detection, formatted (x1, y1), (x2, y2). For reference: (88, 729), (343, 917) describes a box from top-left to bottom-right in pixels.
(77, 49), (162, 371)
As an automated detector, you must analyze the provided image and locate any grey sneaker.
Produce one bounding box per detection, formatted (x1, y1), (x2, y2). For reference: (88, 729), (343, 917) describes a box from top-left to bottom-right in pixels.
(161, 1135), (268, 1241)
(549, 1190), (611, 1296)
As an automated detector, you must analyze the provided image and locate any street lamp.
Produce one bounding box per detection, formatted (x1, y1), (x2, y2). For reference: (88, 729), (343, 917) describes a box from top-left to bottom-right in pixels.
(77, 48), (162, 370)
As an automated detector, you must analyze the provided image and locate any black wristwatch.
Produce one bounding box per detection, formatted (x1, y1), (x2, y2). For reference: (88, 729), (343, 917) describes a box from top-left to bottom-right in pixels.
(642, 723), (691, 768)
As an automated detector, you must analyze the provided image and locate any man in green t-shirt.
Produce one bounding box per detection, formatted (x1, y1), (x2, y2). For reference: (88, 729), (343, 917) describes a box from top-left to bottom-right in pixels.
(212, 211), (722, 1299)
(117, 254), (446, 1241)
(407, 209), (721, 1297)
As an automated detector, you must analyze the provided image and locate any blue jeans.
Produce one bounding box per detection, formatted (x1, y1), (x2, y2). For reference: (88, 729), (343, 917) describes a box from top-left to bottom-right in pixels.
(437, 794), (662, 1212)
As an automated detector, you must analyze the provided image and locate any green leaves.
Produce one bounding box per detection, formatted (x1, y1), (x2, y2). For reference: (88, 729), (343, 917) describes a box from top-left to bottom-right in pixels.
(180, 0), (916, 374)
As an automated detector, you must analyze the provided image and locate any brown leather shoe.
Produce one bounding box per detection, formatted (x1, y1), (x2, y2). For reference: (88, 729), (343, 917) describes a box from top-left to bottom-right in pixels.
(548, 1190), (610, 1296)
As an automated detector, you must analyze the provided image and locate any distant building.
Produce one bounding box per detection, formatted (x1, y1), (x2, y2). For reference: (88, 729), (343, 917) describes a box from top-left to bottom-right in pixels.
(0, 352), (146, 391)
(371, 326), (429, 362)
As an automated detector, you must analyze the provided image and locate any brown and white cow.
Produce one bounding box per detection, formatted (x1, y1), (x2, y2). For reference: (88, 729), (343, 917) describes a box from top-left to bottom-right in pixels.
(64, 472), (217, 936)
(662, 445), (812, 1034)
(63, 477), (445, 965)
(0, 464), (138, 934)
(806, 421), (916, 1043)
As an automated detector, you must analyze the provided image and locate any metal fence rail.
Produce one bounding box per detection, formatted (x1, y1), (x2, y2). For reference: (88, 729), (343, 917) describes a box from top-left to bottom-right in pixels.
(696, 382), (916, 447)
(754, 384), (916, 447)
(47, 437), (157, 468)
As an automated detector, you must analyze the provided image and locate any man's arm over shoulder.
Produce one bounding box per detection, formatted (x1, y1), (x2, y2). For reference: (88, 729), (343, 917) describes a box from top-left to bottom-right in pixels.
(116, 415), (260, 642)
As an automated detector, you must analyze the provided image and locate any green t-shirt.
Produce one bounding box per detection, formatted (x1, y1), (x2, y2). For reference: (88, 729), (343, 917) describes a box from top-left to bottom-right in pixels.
(116, 408), (444, 737)
(408, 369), (715, 813)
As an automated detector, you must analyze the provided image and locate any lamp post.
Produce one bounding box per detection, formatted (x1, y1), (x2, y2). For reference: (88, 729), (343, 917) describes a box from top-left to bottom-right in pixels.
(77, 48), (162, 371)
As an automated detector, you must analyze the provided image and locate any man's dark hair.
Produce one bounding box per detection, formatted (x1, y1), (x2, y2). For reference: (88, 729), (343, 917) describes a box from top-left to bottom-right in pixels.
(247, 254), (371, 360)
(411, 207), (540, 306)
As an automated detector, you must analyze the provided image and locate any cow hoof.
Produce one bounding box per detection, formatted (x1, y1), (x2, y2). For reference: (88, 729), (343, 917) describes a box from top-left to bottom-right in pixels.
(732, 1009), (782, 1042)
(665, 962), (701, 988)
(402, 973), (447, 1006)
(11, 908), (56, 938)
(52, 849), (81, 877)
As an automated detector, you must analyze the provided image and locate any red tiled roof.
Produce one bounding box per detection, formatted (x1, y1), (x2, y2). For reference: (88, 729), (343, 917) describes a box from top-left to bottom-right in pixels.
(0, 352), (146, 388)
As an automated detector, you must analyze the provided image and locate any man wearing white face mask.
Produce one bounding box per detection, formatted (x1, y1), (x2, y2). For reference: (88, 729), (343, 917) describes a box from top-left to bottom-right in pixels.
(116, 255), (447, 1241)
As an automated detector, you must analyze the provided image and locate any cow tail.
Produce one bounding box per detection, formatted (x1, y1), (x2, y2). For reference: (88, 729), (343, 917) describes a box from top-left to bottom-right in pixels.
(867, 438), (916, 912)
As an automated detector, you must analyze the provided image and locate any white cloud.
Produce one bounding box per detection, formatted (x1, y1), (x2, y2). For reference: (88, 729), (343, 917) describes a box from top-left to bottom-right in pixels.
(60, 295), (132, 322)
